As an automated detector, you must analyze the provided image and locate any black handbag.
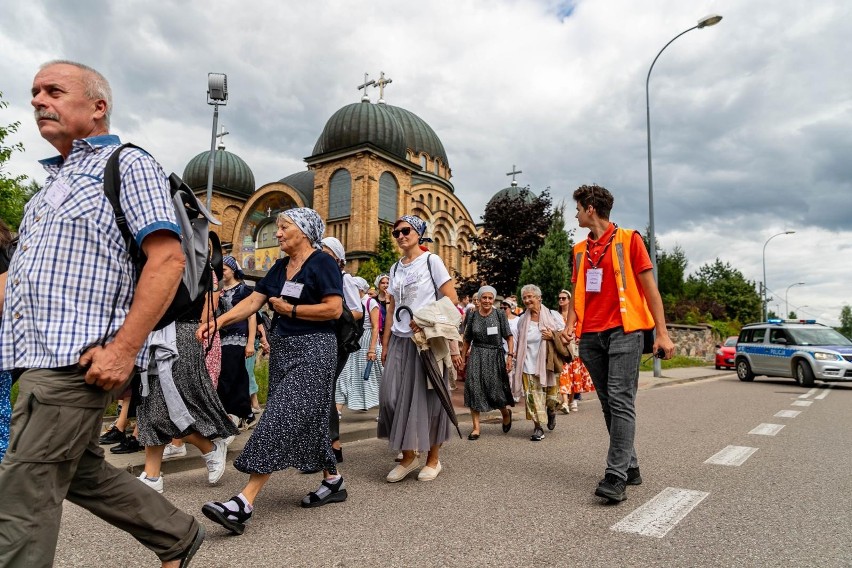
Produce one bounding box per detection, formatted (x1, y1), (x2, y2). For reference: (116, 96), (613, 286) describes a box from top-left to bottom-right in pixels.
(335, 304), (364, 354)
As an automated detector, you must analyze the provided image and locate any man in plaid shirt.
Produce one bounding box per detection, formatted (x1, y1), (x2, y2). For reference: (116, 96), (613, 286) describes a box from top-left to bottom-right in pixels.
(0, 61), (204, 567)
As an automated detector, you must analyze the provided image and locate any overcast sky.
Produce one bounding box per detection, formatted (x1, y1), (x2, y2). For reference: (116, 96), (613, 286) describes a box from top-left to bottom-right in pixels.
(1, 0), (849, 326)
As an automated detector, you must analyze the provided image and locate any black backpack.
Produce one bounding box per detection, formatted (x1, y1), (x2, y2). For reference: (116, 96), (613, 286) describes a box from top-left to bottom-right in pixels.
(335, 273), (366, 353)
(103, 144), (223, 331)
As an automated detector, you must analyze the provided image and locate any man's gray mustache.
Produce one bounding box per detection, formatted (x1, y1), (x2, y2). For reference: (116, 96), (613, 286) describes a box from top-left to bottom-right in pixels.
(35, 110), (59, 121)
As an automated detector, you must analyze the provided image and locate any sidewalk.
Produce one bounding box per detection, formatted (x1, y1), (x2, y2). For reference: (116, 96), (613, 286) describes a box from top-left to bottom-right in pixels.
(103, 366), (734, 476)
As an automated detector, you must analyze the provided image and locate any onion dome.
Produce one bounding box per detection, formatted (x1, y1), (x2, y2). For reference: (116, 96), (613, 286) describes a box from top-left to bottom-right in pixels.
(182, 148), (255, 199)
(278, 170), (315, 208)
(383, 105), (448, 165)
(312, 100), (406, 159)
(488, 181), (537, 207)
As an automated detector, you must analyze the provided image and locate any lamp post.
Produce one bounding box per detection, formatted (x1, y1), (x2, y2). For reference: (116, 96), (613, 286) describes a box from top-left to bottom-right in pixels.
(761, 231), (795, 321)
(206, 73), (228, 210)
(785, 282), (805, 319)
(646, 14), (722, 377)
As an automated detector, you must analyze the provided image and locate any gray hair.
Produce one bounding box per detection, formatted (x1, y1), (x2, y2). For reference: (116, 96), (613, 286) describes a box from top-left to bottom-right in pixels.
(520, 284), (542, 298)
(40, 60), (113, 129)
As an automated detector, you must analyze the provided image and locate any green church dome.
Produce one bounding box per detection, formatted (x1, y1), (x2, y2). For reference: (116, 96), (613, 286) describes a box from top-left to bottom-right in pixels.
(312, 101), (406, 159)
(183, 148), (256, 199)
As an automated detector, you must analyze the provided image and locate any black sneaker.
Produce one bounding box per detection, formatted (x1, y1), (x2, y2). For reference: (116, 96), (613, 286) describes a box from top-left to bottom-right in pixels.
(98, 425), (126, 445)
(627, 467), (643, 486)
(301, 477), (348, 508)
(530, 427), (545, 441)
(595, 473), (627, 502)
(110, 435), (142, 454)
(546, 409), (556, 431)
(202, 496), (252, 535)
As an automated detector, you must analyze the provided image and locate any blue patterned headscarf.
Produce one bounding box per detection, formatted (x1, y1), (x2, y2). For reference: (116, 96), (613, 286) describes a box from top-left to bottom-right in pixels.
(394, 215), (433, 244)
(222, 255), (244, 280)
(280, 208), (325, 250)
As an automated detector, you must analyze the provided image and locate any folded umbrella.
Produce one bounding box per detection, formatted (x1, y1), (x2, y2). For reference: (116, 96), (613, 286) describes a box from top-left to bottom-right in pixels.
(362, 359), (374, 381)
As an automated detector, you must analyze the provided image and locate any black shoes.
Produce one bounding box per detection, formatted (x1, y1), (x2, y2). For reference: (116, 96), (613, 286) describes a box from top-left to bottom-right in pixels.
(301, 477), (348, 508)
(595, 473), (627, 502)
(530, 427), (545, 441)
(627, 467), (643, 486)
(502, 413), (512, 433)
(98, 425), (126, 445)
(467, 432), (480, 440)
(546, 409), (556, 431)
(202, 496), (253, 535)
(109, 435), (142, 454)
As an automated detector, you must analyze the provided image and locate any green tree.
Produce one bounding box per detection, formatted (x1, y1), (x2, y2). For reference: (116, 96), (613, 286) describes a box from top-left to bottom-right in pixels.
(839, 305), (852, 338)
(0, 91), (29, 229)
(684, 259), (762, 323)
(658, 245), (688, 299)
(517, 205), (574, 306)
(356, 225), (399, 284)
(465, 187), (553, 296)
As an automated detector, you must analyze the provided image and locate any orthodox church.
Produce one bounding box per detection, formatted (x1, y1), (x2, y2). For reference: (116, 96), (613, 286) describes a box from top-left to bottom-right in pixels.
(181, 74), (479, 280)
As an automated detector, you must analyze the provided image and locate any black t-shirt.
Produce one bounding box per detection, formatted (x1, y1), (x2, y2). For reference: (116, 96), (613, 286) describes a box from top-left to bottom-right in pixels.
(255, 250), (342, 336)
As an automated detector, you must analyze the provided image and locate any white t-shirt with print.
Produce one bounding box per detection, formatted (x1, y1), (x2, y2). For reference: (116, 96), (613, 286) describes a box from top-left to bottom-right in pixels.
(388, 253), (451, 337)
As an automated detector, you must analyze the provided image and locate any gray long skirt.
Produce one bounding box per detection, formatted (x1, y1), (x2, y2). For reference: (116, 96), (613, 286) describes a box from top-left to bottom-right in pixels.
(377, 334), (454, 452)
(137, 322), (239, 447)
(234, 331), (338, 475)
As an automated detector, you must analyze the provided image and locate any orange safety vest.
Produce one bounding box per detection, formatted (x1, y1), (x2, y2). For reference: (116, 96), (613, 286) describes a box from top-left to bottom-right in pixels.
(572, 227), (655, 337)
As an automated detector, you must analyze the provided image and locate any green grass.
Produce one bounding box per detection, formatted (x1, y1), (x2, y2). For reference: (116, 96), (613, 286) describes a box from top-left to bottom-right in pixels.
(639, 354), (709, 372)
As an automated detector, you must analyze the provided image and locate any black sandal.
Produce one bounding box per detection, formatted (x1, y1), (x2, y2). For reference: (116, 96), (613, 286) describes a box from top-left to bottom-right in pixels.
(502, 413), (513, 433)
(467, 432), (480, 440)
(202, 496), (252, 535)
(301, 477), (348, 508)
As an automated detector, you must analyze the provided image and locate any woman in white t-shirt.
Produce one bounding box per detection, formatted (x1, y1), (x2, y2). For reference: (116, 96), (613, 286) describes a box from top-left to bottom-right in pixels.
(378, 215), (462, 483)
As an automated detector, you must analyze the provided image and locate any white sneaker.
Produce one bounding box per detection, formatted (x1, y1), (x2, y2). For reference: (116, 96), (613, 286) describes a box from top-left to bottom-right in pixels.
(162, 442), (187, 460)
(570, 400), (578, 412)
(203, 439), (228, 484)
(223, 434), (236, 446)
(138, 472), (163, 493)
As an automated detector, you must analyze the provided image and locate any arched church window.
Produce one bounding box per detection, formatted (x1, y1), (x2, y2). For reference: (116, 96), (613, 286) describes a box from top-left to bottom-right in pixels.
(427, 194), (433, 209)
(434, 160), (439, 175)
(328, 168), (351, 219)
(420, 155), (427, 170)
(379, 172), (398, 223)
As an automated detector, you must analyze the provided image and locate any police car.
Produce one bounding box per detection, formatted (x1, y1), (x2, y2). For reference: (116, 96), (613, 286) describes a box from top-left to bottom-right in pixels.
(735, 319), (852, 387)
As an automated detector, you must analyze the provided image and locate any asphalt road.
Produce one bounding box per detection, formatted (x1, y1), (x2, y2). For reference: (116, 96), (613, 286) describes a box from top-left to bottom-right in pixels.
(53, 375), (851, 567)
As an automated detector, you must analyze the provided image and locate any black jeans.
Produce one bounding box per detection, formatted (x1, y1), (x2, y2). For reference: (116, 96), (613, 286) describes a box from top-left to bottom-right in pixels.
(579, 327), (643, 480)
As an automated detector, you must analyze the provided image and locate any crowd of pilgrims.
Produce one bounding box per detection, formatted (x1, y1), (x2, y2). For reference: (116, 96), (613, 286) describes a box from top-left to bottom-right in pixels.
(68, 208), (593, 536)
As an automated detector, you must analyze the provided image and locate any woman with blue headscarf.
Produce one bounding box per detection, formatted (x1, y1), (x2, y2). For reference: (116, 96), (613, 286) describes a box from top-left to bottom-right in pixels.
(378, 215), (462, 483)
(217, 255), (256, 429)
(198, 207), (346, 535)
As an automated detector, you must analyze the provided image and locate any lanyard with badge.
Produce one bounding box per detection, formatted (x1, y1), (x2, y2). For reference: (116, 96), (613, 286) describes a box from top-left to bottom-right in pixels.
(280, 257), (306, 300)
(584, 225), (617, 293)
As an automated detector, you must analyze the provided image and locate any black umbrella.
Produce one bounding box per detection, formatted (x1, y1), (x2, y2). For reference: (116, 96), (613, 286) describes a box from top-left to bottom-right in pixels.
(396, 305), (462, 439)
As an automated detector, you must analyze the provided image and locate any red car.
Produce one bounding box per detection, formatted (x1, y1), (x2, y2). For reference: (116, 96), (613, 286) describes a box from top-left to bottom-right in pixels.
(715, 336), (738, 369)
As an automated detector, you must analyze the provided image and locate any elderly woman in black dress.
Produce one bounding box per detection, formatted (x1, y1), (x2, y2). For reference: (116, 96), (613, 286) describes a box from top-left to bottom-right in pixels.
(460, 285), (514, 439)
(198, 208), (345, 535)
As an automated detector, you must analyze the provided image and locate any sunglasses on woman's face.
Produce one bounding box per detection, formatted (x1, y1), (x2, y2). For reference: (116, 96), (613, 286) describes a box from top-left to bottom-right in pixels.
(558, 296), (569, 301)
(392, 227), (413, 238)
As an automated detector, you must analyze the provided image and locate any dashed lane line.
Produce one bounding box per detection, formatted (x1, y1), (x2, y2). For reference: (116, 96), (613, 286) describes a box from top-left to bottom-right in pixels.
(611, 487), (710, 538)
(814, 386), (833, 400)
(704, 445), (759, 466)
(749, 423), (785, 436)
(798, 388), (818, 399)
(774, 410), (801, 418)
(791, 400), (813, 407)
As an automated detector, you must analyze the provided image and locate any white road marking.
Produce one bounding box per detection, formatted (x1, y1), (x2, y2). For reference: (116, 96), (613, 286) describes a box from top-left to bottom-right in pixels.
(798, 388), (818, 399)
(611, 487), (709, 538)
(749, 423), (785, 436)
(814, 386), (832, 400)
(775, 410), (801, 418)
(792, 400), (813, 407)
(704, 445), (759, 466)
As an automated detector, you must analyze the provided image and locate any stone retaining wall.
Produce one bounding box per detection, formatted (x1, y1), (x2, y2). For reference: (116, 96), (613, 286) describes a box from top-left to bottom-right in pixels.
(666, 324), (716, 361)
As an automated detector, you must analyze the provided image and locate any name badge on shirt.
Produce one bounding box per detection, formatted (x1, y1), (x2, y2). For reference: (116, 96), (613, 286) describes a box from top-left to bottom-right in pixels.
(43, 179), (72, 210)
(586, 268), (603, 293)
(281, 280), (304, 298)
(487, 326), (499, 336)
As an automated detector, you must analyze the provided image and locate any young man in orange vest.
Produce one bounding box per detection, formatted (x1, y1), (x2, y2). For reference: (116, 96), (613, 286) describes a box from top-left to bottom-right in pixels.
(565, 185), (675, 503)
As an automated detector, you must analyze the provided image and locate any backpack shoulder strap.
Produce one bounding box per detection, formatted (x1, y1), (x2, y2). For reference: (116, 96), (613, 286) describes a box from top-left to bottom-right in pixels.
(103, 143), (146, 255)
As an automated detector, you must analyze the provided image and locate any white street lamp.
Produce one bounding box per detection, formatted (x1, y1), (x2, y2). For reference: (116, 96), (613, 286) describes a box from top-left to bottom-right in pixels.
(762, 231), (795, 321)
(206, 73), (228, 210)
(645, 14), (722, 377)
(785, 282), (805, 319)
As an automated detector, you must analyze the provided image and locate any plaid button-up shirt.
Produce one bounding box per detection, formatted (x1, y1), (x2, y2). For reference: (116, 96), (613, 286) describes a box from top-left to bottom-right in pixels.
(0, 135), (180, 371)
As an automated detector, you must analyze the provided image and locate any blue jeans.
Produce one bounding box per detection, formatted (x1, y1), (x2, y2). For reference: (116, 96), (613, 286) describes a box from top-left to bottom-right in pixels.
(579, 327), (642, 481)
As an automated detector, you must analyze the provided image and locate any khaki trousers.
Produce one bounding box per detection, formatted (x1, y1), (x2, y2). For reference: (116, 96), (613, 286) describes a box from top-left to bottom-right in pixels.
(0, 368), (198, 567)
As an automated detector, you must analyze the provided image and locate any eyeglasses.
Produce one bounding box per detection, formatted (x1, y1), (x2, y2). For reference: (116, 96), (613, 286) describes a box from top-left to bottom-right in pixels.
(558, 296), (569, 301)
(391, 227), (412, 238)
